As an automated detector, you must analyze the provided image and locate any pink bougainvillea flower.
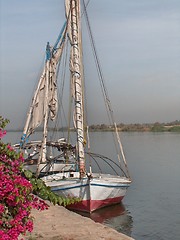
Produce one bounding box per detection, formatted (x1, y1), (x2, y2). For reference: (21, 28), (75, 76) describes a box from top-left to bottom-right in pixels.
(0, 129), (6, 139)
(0, 127), (49, 240)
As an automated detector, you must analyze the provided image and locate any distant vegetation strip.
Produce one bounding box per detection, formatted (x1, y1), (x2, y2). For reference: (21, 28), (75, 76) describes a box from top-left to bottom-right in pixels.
(7, 121), (180, 132)
(90, 121), (180, 132)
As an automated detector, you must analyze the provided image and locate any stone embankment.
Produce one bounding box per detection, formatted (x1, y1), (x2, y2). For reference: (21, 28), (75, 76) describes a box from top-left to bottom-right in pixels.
(22, 202), (134, 240)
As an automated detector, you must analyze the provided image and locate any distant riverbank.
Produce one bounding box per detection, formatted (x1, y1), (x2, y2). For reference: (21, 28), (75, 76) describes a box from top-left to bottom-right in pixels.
(7, 120), (180, 132)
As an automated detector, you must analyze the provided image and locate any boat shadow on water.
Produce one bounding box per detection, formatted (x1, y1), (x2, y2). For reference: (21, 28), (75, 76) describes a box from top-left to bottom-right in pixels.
(73, 203), (133, 237)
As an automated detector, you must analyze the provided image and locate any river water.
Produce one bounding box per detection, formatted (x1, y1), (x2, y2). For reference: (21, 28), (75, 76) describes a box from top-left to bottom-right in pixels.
(4, 131), (180, 240)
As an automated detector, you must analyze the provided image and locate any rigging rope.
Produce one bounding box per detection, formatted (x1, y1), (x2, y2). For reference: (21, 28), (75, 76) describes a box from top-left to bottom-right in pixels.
(82, 0), (130, 177)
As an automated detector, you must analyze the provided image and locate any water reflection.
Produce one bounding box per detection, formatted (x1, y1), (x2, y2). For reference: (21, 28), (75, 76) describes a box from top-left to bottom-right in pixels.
(74, 203), (133, 237)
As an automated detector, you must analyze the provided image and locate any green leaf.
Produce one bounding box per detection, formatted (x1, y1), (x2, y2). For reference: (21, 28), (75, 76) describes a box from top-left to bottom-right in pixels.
(24, 170), (33, 179)
(58, 197), (62, 205)
(37, 179), (45, 189)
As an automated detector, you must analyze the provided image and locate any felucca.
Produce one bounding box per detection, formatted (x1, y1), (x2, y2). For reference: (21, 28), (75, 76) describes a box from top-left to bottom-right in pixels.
(15, 0), (131, 212)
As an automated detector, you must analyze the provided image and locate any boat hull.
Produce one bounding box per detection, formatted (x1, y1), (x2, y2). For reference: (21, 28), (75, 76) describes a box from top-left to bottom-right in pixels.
(42, 172), (131, 212)
(67, 196), (124, 213)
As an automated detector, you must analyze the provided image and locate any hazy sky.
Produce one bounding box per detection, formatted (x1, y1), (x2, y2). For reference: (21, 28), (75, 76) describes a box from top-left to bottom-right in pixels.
(0, 0), (180, 129)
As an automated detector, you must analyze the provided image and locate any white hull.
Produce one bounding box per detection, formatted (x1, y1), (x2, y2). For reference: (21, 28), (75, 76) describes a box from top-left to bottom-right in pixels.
(42, 172), (131, 212)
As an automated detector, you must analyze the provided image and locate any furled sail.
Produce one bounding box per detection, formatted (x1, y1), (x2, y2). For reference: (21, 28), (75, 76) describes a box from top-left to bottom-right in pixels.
(65, 0), (86, 177)
(65, 0), (72, 41)
(27, 51), (58, 134)
(65, 0), (74, 97)
(47, 58), (58, 121)
(21, 24), (67, 145)
(29, 69), (46, 132)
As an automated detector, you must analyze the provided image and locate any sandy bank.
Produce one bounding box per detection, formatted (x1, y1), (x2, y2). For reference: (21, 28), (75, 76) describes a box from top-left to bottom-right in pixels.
(23, 202), (134, 240)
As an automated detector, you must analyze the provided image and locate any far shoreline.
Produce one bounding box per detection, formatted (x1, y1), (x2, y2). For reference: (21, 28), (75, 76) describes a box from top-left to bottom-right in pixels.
(7, 121), (180, 133)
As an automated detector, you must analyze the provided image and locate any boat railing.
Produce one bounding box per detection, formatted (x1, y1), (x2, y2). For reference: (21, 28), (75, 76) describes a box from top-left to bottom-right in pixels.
(85, 152), (128, 178)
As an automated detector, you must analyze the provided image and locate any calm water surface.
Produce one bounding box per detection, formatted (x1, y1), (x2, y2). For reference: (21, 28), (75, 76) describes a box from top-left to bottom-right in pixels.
(4, 132), (180, 240)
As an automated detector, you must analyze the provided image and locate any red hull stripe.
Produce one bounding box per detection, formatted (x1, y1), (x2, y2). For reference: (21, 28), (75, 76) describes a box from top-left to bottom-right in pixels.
(67, 196), (124, 213)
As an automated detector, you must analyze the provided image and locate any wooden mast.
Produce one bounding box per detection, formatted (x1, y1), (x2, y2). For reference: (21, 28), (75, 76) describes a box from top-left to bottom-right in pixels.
(70, 0), (85, 177)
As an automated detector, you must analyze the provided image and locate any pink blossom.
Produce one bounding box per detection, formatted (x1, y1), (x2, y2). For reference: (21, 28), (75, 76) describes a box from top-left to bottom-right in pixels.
(0, 204), (5, 214)
(0, 129), (6, 139)
(7, 145), (13, 151)
(0, 131), (49, 240)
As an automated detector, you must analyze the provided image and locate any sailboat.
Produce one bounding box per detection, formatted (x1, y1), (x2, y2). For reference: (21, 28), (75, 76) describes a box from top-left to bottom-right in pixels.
(15, 0), (131, 212)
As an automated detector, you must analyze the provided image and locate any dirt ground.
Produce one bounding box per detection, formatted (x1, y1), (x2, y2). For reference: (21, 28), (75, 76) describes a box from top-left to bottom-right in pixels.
(21, 202), (134, 240)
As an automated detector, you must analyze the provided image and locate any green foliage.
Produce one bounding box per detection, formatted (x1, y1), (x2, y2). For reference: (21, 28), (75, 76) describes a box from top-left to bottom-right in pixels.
(0, 116), (49, 239)
(151, 125), (166, 132)
(0, 116), (10, 129)
(23, 169), (81, 207)
(168, 126), (180, 132)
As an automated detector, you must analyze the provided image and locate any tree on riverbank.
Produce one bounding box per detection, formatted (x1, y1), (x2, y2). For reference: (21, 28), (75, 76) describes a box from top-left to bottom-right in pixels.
(89, 121), (180, 132)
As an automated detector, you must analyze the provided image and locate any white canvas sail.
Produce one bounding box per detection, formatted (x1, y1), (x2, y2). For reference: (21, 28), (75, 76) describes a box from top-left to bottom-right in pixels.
(26, 61), (58, 134)
(65, 0), (72, 42)
(21, 29), (66, 142)
(28, 69), (46, 134)
(48, 58), (58, 121)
